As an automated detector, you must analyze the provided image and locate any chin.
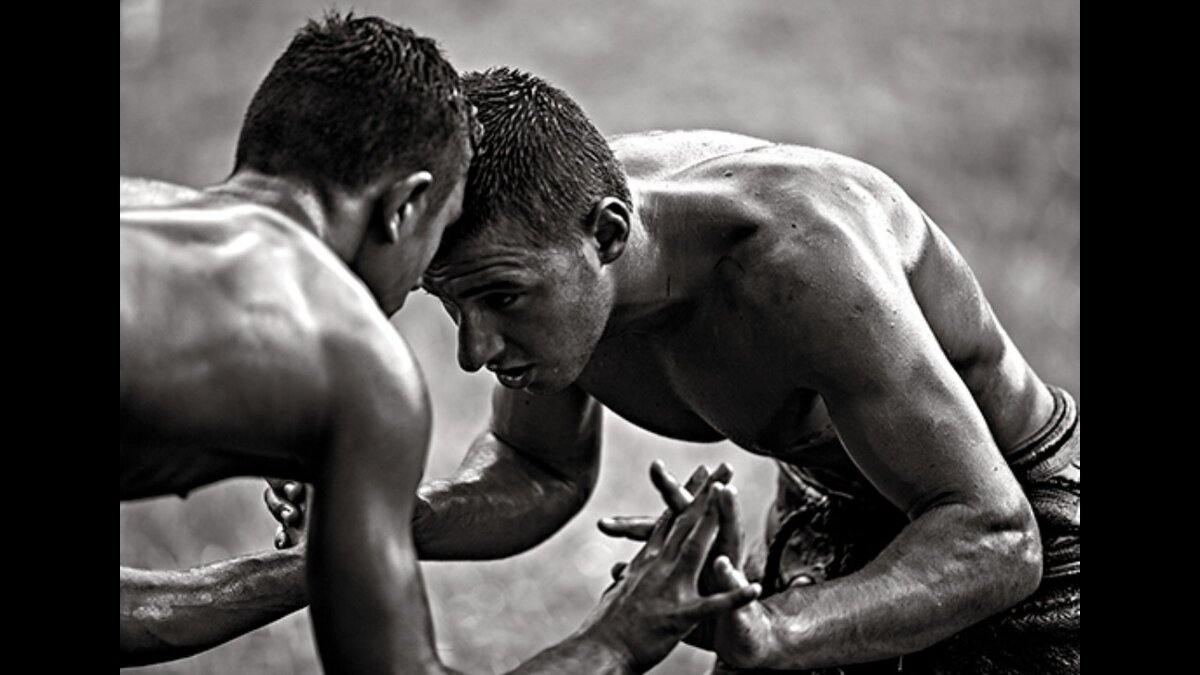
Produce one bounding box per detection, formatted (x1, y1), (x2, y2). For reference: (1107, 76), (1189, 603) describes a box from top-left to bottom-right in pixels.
(524, 380), (565, 396)
(528, 363), (585, 395)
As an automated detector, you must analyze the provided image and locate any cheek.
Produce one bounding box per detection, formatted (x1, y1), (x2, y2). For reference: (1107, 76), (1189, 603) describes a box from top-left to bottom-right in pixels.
(555, 290), (607, 350)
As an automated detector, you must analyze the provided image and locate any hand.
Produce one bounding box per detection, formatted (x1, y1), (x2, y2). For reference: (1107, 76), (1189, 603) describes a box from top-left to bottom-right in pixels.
(599, 462), (742, 601)
(263, 479), (309, 549)
(600, 462), (769, 661)
(600, 462), (740, 578)
(581, 474), (761, 673)
(704, 556), (780, 669)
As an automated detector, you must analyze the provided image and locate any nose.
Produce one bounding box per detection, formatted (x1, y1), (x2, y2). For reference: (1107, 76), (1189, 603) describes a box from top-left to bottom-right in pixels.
(457, 315), (504, 373)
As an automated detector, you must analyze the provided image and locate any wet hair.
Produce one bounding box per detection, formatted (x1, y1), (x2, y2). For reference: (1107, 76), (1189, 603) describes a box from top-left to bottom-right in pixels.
(439, 67), (630, 253)
(234, 11), (478, 204)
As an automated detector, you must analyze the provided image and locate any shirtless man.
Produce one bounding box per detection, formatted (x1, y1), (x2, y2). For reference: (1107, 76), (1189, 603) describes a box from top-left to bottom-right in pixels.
(300, 67), (1077, 673)
(121, 17), (757, 673)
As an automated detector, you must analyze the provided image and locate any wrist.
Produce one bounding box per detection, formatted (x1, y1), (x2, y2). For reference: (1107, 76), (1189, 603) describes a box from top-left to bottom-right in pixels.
(718, 600), (786, 670)
(570, 624), (640, 674)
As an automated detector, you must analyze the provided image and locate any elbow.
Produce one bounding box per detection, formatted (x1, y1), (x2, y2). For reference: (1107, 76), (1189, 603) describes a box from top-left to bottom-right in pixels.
(541, 470), (595, 532)
(979, 498), (1043, 611)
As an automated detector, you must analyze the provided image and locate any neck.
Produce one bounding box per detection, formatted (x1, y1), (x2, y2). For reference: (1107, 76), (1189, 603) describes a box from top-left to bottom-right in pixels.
(205, 170), (375, 264)
(604, 181), (680, 335)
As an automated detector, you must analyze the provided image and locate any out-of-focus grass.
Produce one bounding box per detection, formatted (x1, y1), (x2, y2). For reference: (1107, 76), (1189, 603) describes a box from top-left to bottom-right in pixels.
(120, 1), (1079, 673)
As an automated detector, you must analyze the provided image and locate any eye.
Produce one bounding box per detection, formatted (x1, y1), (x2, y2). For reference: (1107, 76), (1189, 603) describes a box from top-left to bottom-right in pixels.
(484, 293), (519, 310)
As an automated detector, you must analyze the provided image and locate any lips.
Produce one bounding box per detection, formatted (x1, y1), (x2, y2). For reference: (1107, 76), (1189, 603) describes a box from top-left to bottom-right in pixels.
(494, 365), (533, 389)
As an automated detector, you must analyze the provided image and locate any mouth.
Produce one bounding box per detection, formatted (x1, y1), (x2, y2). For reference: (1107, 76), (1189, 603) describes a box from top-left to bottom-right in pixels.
(493, 365), (534, 389)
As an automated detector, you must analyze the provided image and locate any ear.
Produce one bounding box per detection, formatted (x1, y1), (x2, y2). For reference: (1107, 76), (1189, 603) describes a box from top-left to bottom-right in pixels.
(381, 171), (433, 243)
(588, 197), (630, 265)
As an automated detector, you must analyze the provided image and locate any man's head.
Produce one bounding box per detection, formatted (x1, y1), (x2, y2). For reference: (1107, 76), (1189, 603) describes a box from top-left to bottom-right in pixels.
(425, 67), (632, 393)
(235, 12), (479, 313)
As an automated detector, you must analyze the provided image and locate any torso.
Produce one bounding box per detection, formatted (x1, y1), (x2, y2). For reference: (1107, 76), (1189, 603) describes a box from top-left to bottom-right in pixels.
(581, 131), (1052, 480)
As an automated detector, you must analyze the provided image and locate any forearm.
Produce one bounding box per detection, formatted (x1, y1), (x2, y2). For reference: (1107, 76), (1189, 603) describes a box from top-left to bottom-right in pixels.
(414, 431), (593, 560)
(507, 630), (635, 675)
(119, 547), (307, 666)
(755, 502), (1041, 669)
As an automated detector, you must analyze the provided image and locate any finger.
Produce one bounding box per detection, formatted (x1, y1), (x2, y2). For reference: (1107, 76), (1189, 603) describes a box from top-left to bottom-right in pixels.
(674, 488), (723, 575)
(650, 460), (693, 512)
(282, 481), (306, 504)
(263, 486), (287, 517)
(709, 462), (733, 486)
(274, 527), (291, 550)
(714, 482), (742, 563)
(597, 516), (657, 540)
(644, 509), (674, 553)
(663, 484), (716, 561)
(610, 561), (628, 582)
(264, 487), (302, 525)
(681, 582), (762, 621)
(265, 477), (290, 492)
(710, 554), (750, 591)
(683, 465), (711, 495)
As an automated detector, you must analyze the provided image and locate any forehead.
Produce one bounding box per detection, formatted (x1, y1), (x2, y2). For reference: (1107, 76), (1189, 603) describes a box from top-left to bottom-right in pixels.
(424, 230), (559, 289)
(424, 225), (577, 295)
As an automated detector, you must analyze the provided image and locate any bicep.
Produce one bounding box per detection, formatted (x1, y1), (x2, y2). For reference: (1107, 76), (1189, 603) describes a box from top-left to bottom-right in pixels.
(821, 336), (1020, 519)
(306, 329), (444, 671)
(781, 248), (1023, 518)
(318, 326), (431, 515)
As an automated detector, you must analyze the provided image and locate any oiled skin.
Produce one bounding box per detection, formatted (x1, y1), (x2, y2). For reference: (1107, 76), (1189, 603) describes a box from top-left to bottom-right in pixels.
(121, 175), (444, 671)
(421, 130), (1054, 670)
(121, 175), (756, 674)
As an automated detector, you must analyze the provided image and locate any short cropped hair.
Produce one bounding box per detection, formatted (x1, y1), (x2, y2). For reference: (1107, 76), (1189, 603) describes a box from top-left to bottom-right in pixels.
(440, 67), (631, 252)
(235, 12), (476, 200)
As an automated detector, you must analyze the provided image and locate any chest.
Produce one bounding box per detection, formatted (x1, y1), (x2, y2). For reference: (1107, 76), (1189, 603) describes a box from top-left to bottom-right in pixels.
(582, 299), (842, 460)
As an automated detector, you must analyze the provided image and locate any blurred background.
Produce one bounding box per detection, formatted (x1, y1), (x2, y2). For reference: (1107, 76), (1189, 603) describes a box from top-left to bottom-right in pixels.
(120, 1), (1079, 672)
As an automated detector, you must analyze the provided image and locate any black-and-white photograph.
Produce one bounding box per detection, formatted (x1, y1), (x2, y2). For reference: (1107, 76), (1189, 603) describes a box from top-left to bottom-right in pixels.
(121, 1), (1080, 672)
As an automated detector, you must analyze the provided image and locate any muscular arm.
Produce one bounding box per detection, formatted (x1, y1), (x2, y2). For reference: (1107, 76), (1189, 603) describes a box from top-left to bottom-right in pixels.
(733, 201), (1041, 669)
(414, 383), (602, 560)
(119, 548), (307, 667)
(306, 323), (453, 673)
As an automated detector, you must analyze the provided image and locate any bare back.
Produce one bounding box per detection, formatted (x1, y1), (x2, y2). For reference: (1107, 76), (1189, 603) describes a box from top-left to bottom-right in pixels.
(121, 175), (449, 670)
(120, 178), (390, 499)
(591, 131), (1053, 484)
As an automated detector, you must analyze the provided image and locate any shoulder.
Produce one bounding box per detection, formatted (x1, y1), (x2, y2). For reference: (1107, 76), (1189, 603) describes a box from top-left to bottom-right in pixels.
(223, 228), (431, 443)
(120, 176), (204, 208)
(697, 150), (937, 367)
(707, 144), (918, 223)
(122, 201), (417, 407)
(609, 129), (773, 180)
(267, 230), (429, 423)
(705, 145), (929, 292)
